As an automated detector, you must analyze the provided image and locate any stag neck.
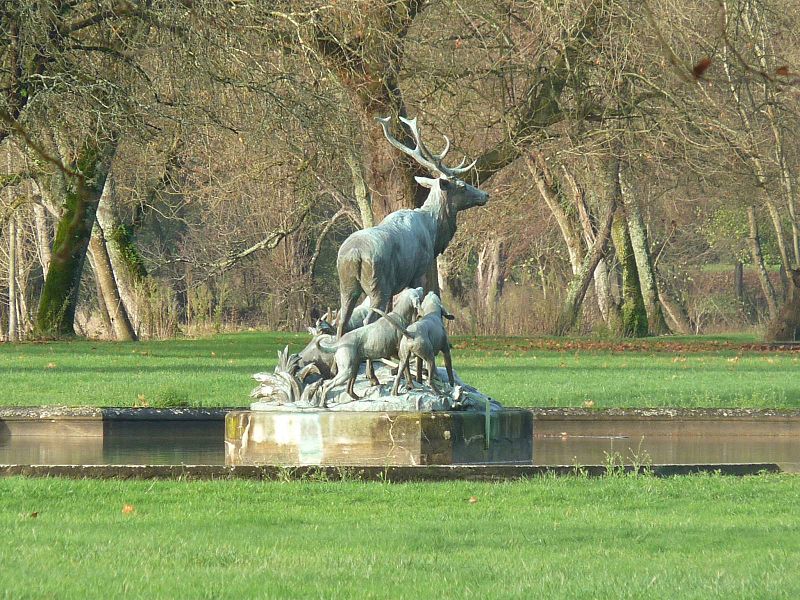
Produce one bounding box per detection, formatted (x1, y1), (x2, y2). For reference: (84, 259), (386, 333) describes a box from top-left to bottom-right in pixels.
(419, 184), (458, 256)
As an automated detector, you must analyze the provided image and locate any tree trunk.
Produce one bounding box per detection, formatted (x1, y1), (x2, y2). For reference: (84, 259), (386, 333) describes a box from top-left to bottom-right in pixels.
(554, 197), (617, 335)
(476, 238), (506, 333)
(89, 220), (136, 341)
(611, 208), (648, 337)
(528, 154), (584, 274)
(766, 269), (800, 341)
(743, 3), (800, 266)
(654, 270), (693, 334)
(734, 261), (744, 301)
(14, 213), (30, 336)
(94, 173), (143, 336)
(345, 152), (374, 229)
(566, 170), (622, 329)
(36, 142), (115, 337)
(437, 253), (466, 304)
(720, 15), (790, 293)
(618, 172), (670, 335)
(592, 257), (620, 329)
(33, 203), (51, 277)
(354, 99), (417, 215)
(8, 217), (18, 341)
(746, 205), (778, 320)
(87, 250), (113, 337)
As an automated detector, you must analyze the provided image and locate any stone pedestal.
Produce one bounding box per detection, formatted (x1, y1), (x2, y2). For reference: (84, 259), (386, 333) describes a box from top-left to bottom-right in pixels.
(225, 410), (533, 466)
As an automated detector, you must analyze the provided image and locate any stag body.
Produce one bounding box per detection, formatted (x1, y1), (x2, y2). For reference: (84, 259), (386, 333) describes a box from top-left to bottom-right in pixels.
(336, 117), (488, 338)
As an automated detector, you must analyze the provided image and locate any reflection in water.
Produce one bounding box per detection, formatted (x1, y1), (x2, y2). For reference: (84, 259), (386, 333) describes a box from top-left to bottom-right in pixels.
(537, 434), (800, 472)
(1, 418), (798, 470)
(0, 421), (224, 466)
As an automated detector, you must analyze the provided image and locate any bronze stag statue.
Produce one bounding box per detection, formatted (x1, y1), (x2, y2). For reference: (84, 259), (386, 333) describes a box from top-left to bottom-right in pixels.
(335, 116), (489, 339)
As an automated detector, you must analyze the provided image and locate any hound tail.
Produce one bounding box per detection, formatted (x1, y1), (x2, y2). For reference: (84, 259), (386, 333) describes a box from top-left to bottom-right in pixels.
(313, 335), (338, 354)
(368, 307), (413, 339)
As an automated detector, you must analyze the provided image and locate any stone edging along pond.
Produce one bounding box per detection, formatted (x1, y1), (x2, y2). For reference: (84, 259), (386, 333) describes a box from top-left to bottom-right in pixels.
(0, 407), (793, 478)
(3, 406), (800, 421)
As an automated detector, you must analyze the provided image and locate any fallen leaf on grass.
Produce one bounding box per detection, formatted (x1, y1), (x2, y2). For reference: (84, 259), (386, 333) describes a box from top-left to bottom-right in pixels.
(45, 362), (57, 369)
(468, 496), (478, 504)
(211, 351), (217, 357)
(122, 504), (135, 515)
(582, 400), (595, 409)
(29, 512), (38, 519)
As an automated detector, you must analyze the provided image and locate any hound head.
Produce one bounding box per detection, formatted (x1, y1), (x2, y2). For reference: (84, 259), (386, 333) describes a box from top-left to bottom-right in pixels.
(419, 291), (455, 321)
(394, 287), (425, 318)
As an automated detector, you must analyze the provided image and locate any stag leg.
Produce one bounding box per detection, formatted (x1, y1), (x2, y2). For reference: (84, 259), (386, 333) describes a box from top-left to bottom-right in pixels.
(337, 289), (362, 339)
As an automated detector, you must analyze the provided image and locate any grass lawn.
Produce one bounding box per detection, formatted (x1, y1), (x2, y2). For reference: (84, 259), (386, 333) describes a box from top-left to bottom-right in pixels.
(0, 474), (797, 598)
(1, 331), (800, 409)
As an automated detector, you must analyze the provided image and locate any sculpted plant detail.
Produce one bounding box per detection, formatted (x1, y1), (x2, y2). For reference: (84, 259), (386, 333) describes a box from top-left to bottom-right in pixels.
(335, 116), (488, 339)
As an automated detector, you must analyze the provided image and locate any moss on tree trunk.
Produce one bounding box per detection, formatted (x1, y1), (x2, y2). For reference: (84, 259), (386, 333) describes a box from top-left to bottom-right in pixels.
(611, 210), (648, 338)
(35, 143), (113, 337)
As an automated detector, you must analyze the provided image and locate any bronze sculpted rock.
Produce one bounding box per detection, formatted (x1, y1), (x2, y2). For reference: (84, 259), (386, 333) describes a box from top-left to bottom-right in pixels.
(335, 116), (488, 339)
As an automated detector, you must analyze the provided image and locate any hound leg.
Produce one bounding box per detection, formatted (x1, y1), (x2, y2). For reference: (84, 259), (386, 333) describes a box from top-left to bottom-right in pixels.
(392, 353), (410, 396)
(426, 356), (440, 394)
(443, 344), (455, 387)
(320, 369), (354, 406)
(366, 359), (380, 387)
(404, 359), (414, 389)
(346, 377), (360, 400)
(415, 356), (424, 383)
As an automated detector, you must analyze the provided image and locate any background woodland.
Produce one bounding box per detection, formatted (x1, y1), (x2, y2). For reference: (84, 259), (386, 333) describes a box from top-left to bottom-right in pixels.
(2, 0), (800, 341)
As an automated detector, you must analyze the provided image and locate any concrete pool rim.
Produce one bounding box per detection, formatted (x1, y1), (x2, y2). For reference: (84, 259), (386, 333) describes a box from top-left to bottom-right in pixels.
(1, 407), (796, 478)
(4, 406), (800, 421)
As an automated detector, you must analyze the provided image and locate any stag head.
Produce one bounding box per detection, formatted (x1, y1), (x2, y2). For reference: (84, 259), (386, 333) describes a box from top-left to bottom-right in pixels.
(376, 116), (488, 211)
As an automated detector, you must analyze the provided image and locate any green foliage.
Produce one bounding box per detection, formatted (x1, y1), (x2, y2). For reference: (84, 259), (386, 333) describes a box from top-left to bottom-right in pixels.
(699, 208), (784, 266)
(0, 475), (798, 598)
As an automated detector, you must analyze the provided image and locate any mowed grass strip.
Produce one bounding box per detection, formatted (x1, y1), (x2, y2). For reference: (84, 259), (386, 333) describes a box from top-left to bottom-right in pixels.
(1, 332), (800, 408)
(0, 474), (798, 599)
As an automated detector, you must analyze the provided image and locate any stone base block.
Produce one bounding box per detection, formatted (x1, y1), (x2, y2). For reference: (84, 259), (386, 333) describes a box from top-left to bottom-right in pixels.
(225, 410), (533, 466)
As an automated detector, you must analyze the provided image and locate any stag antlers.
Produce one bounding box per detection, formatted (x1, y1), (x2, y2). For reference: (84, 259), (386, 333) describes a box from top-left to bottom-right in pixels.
(376, 116), (476, 178)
